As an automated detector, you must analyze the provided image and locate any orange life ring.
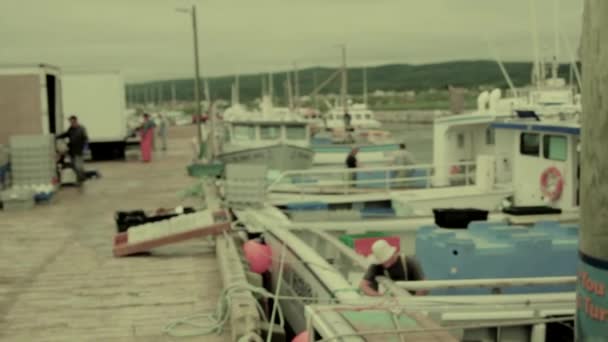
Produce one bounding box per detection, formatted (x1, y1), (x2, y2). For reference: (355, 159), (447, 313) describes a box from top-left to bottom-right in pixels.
(540, 166), (564, 201)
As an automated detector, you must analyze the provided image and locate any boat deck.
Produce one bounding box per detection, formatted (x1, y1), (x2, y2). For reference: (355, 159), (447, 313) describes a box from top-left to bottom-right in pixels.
(0, 126), (229, 341)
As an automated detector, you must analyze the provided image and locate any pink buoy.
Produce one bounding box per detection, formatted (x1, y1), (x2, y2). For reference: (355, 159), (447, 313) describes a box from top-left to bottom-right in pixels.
(293, 331), (309, 342)
(243, 240), (272, 274)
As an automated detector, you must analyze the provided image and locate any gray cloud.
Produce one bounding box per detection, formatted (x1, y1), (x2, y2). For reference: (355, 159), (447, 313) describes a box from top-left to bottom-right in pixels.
(0, 0), (582, 81)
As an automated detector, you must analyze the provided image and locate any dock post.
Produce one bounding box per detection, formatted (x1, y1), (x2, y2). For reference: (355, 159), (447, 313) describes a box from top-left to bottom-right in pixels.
(577, 1), (608, 339)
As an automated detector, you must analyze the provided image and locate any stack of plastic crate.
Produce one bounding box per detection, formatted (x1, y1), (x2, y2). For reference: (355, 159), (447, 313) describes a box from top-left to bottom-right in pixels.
(1, 187), (35, 211)
(224, 164), (267, 209)
(9, 134), (57, 187)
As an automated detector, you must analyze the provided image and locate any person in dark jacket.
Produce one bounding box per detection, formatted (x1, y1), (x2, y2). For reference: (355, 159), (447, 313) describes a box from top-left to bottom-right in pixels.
(345, 147), (359, 186)
(57, 115), (88, 185)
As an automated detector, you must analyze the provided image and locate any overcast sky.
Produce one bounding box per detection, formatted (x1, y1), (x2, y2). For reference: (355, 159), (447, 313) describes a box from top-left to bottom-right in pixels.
(0, 0), (583, 81)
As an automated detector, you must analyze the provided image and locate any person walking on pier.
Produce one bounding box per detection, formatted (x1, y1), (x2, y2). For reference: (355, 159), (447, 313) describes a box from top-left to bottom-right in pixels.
(56, 115), (88, 186)
(393, 143), (416, 187)
(138, 113), (156, 162)
(360, 239), (426, 296)
(157, 113), (168, 151)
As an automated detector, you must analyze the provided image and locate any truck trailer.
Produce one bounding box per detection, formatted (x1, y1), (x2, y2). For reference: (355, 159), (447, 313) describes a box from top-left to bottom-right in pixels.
(62, 71), (128, 160)
(0, 64), (64, 145)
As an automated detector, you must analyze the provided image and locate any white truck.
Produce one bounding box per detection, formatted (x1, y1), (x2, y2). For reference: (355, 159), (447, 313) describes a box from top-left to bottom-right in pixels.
(62, 71), (128, 160)
(0, 64), (64, 145)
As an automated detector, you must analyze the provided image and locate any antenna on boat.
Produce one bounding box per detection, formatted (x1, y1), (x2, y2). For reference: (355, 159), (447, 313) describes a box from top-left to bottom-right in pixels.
(485, 35), (518, 97)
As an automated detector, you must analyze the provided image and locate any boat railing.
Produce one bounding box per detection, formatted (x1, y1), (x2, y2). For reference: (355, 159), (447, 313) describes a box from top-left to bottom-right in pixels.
(268, 161), (477, 195)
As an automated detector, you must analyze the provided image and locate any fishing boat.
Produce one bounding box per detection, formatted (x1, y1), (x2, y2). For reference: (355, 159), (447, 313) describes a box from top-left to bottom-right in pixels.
(234, 205), (576, 341)
(218, 98), (315, 171)
(222, 116), (580, 341)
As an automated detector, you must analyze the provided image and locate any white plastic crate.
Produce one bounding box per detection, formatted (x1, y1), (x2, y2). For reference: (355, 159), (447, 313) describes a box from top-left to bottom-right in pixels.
(9, 134), (55, 149)
(9, 135), (57, 187)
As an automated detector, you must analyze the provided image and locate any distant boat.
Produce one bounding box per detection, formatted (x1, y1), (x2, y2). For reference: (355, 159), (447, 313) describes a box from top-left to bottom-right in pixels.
(323, 102), (382, 130)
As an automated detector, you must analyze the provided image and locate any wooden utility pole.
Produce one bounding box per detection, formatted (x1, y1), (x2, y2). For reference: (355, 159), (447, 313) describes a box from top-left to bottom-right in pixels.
(577, 1), (608, 339)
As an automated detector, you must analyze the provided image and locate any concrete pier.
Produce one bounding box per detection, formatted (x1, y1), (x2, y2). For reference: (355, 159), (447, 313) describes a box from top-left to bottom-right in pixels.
(0, 126), (229, 341)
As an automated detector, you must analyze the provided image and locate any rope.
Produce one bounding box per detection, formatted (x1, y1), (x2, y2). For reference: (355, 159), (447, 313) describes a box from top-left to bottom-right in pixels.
(163, 282), (282, 337)
(266, 243), (287, 342)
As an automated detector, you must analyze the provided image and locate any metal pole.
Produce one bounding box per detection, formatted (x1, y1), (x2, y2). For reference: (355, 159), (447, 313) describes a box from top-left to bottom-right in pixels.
(577, 2), (608, 339)
(191, 4), (203, 147)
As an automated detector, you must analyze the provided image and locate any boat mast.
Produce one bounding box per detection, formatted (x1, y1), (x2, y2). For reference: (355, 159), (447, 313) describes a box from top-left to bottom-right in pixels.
(235, 73), (240, 104)
(340, 44), (348, 113)
(530, 0), (542, 88)
(312, 70), (318, 109)
(268, 72), (274, 106)
(285, 71), (294, 111)
(293, 62), (300, 112)
(363, 66), (368, 107)
(552, 0), (560, 80)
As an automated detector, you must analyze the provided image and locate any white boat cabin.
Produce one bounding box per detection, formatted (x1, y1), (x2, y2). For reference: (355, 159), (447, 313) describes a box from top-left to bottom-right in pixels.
(222, 120), (310, 153)
(492, 121), (580, 210)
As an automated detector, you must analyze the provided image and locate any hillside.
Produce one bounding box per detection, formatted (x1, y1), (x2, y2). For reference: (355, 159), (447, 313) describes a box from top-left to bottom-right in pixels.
(127, 60), (578, 105)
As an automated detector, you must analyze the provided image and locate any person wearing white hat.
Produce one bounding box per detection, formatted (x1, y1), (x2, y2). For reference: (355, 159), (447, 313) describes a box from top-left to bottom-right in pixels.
(359, 239), (426, 296)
